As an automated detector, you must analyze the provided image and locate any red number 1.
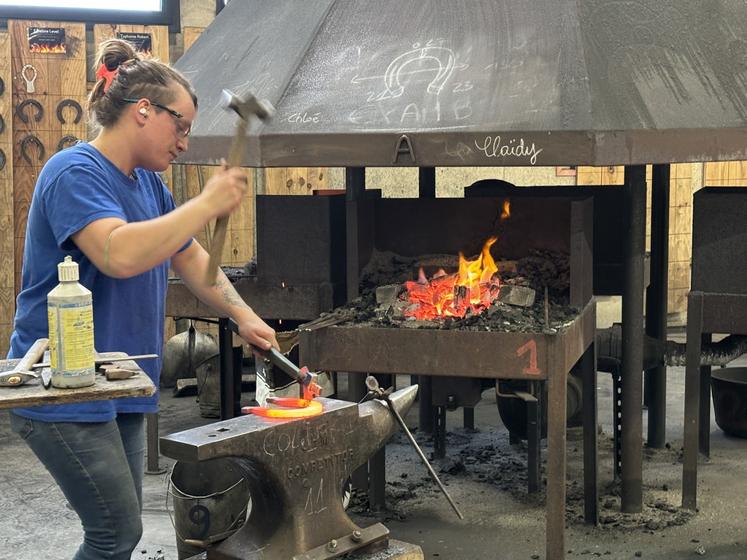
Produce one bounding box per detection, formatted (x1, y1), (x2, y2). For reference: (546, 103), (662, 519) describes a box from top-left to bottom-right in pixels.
(516, 339), (541, 376)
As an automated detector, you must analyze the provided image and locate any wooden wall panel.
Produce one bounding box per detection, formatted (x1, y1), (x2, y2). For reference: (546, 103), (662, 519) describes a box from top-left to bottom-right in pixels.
(0, 288), (13, 354)
(576, 165), (624, 186)
(9, 20), (86, 299)
(264, 167), (331, 195)
(216, 168), (254, 266)
(0, 323), (12, 359)
(0, 32), (13, 356)
(183, 27), (204, 53)
(704, 161), (747, 186)
(667, 169), (693, 322)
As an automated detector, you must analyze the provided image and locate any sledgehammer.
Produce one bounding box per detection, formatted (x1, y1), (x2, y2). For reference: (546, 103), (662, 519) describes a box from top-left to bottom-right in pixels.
(205, 90), (275, 285)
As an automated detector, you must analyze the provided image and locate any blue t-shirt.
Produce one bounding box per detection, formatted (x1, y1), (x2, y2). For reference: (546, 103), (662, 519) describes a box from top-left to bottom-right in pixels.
(8, 142), (191, 422)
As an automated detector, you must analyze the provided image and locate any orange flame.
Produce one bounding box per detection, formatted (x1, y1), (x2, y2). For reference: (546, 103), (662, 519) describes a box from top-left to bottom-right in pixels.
(404, 237), (501, 320)
(501, 199), (511, 220)
(29, 44), (66, 54)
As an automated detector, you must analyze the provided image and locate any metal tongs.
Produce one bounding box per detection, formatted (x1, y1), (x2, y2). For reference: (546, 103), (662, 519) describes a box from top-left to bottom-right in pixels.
(240, 346), (323, 418)
(364, 375), (464, 520)
(252, 345), (322, 401)
(228, 319), (322, 418)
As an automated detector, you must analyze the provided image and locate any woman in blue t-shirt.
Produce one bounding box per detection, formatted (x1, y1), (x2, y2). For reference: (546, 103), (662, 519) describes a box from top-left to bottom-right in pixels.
(7, 38), (279, 560)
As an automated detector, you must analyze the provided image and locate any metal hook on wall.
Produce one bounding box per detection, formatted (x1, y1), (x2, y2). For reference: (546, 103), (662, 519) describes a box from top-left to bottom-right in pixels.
(21, 64), (37, 93)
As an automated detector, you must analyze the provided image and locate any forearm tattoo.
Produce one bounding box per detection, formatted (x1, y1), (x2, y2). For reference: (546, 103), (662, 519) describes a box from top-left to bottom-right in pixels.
(215, 275), (251, 310)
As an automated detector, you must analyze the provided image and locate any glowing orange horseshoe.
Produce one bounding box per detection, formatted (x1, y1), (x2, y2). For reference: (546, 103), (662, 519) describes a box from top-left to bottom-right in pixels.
(242, 397), (323, 419)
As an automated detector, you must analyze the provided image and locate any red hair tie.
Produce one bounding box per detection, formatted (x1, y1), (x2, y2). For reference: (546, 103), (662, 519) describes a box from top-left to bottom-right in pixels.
(96, 63), (119, 92)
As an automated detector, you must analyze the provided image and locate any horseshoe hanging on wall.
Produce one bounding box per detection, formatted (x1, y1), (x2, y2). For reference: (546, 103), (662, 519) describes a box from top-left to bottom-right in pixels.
(56, 135), (79, 152)
(0, 77), (4, 97)
(0, 114), (4, 135)
(56, 99), (83, 125)
(15, 99), (44, 124)
(20, 134), (45, 165)
(0, 148), (6, 171)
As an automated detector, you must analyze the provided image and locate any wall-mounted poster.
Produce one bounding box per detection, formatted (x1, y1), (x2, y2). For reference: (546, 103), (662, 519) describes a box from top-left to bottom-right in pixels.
(116, 32), (152, 56)
(28, 26), (66, 54)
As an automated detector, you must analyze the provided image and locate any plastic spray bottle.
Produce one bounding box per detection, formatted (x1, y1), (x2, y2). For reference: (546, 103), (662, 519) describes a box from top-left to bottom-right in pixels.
(47, 256), (95, 388)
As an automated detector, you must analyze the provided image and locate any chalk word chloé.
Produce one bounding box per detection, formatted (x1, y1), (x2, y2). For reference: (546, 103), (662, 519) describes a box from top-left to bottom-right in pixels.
(474, 135), (543, 166)
(287, 111), (322, 124)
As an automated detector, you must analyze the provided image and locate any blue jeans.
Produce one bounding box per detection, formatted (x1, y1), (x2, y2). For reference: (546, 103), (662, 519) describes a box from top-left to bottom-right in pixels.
(10, 412), (145, 560)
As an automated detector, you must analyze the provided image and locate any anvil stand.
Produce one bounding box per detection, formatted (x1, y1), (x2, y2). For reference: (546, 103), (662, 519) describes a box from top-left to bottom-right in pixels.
(300, 302), (598, 560)
(161, 386), (423, 560)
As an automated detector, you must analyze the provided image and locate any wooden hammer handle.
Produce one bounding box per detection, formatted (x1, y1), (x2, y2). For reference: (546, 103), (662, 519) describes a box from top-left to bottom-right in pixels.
(205, 216), (229, 285)
(14, 338), (49, 373)
(204, 118), (250, 286)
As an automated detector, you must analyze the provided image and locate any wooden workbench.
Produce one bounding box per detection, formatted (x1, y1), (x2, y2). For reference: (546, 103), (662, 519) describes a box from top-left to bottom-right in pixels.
(0, 352), (156, 410)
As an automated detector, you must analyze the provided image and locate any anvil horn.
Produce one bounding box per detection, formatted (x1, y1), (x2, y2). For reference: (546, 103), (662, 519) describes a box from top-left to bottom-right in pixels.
(356, 384), (418, 458)
(160, 385), (419, 560)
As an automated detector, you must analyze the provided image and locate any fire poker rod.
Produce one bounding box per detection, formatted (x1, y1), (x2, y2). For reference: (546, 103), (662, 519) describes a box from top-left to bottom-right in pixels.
(365, 376), (465, 520)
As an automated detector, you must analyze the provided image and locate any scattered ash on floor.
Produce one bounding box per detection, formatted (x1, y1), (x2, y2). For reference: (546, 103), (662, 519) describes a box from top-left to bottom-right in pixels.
(567, 479), (694, 533)
(318, 250), (580, 333)
(350, 427), (694, 534)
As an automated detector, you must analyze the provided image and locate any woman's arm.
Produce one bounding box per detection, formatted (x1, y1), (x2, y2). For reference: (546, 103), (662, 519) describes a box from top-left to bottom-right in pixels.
(171, 241), (278, 351)
(71, 166), (247, 278)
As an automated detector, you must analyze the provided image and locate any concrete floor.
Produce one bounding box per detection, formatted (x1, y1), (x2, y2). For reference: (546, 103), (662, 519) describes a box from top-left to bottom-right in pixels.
(2, 316), (747, 559)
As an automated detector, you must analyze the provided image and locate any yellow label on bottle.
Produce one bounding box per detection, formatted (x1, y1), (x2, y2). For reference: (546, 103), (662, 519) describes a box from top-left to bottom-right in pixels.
(48, 307), (58, 369)
(50, 303), (94, 372)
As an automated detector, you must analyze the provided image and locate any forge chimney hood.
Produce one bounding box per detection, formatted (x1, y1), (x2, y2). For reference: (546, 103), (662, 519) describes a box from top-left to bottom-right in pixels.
(175, 0), (747, 168)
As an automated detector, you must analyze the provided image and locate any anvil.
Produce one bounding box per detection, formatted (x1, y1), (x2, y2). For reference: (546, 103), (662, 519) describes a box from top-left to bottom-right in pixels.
(160, 385), (418, 560)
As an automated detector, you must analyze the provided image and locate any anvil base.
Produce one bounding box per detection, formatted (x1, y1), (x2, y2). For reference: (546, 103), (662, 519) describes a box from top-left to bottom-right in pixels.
(161, 388), (420, 560)
(183, 540), (424, 560)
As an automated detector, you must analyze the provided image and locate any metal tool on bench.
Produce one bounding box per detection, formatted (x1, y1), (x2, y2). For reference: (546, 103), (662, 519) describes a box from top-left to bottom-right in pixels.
(0, 338), (48, 387)
(364, 375), (465, 520)
(39, 353), (156, 388)
(161, 383), (419, 559)
(31, 353), (159, 372)
(204, 90), (275, 285)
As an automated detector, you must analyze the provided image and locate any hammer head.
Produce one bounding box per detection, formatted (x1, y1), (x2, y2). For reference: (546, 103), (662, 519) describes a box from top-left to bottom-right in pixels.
(221, 89), (275, 121)
(0, 369), (38, 386)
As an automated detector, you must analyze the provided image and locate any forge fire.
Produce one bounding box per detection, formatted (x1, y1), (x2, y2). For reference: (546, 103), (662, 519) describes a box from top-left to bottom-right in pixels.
(403, 200), (511, 320)
(404, 237), (500, 320)
(325, 246), (579, 334)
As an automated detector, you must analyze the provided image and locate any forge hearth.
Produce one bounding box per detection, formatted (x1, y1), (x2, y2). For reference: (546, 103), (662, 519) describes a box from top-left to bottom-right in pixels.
(327, 248), (580, 334)
(294, 189), (592, 338)
(300, 300), (593, 379)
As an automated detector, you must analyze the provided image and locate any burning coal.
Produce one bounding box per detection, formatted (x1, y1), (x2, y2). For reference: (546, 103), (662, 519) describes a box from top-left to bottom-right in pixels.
(403, 237), (502, 320)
